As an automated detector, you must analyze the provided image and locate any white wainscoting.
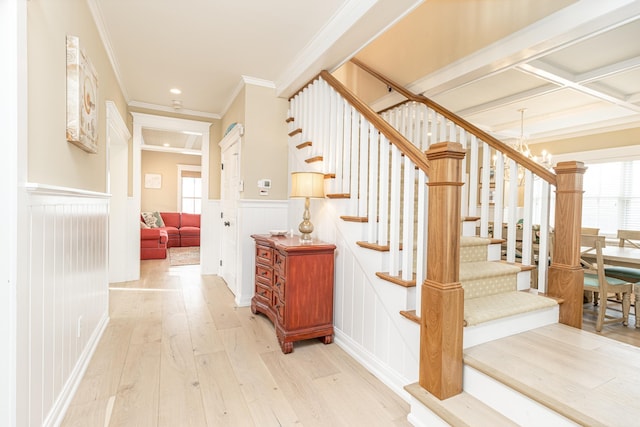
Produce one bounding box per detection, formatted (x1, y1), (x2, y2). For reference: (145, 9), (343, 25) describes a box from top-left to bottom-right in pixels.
(312, 199), (420, 401)
(236, 199), (288, 306)
(19, 185), (110, 427)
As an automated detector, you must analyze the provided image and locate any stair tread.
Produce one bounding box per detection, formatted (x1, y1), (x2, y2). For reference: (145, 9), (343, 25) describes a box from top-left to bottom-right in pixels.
(464, 291), (557, 326)
(376, 271), (415, 287)
(460, 236), (493, 247)
(460, 261), (521, 281)
(464, 323), (640, 427)
(405, 383), (519, 427)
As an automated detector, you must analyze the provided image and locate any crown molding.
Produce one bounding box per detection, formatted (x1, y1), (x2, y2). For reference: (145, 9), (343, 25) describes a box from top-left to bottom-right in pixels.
(242, 75), (276, 89)
(128, 101), (220, 120)
(219, 75), (276, 117)
(86, 0), (129, 102)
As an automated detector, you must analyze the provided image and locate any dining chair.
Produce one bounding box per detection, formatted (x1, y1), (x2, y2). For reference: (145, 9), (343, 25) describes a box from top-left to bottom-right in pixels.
(616, 229), (640, 249)
(581, 227), (600, 235)
(603, 230), (640, 282)
(635, 283), (640, 329)
(581, 234), (632, 332)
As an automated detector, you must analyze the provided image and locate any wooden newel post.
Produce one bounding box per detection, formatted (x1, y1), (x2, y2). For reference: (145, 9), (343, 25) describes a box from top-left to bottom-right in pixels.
(420, 142), (465, 400)
(548, 161), (587, 328)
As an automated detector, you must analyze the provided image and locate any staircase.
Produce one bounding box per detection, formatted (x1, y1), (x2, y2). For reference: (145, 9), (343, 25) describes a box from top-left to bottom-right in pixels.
(286, 65), (587, 424)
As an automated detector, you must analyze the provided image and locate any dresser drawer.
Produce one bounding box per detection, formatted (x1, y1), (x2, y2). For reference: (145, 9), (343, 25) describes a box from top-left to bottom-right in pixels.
(274, 250), (286, 273)
(255, 281), (272, 304)
(274, 273), (286, 299)
(274, 295), (285, 323)
(256, 265), (273, 282)
(256, 245), (273, 265)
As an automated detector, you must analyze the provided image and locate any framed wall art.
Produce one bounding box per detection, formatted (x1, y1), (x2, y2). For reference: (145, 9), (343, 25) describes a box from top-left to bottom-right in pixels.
(66, 35), (98, 153)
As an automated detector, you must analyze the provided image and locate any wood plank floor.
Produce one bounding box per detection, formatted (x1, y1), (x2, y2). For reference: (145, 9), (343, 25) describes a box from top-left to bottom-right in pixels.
(62, 258), (640, 426)
(61, 259), (411, 427)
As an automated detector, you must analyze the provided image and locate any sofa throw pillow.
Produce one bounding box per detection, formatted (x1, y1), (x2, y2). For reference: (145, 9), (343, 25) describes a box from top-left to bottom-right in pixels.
(140, 221), (150, 229)
(141, 211), (165, 228)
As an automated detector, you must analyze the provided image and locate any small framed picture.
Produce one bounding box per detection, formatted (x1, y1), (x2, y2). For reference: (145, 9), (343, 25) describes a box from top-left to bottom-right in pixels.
(145, 173), (162, 189)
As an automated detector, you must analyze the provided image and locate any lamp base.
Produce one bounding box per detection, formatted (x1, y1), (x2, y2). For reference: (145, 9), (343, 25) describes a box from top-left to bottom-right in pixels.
(298, 196), (314, 242)
(298, 220), (313, 242)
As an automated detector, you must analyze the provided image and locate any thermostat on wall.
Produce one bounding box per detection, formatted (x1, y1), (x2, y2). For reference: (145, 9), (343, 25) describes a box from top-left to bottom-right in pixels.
(258, 179), (271, 189)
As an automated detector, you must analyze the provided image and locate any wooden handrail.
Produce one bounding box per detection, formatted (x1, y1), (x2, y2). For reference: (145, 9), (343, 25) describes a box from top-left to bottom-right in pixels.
(320, 70), (430, 175)
(350, 58), (556, 186)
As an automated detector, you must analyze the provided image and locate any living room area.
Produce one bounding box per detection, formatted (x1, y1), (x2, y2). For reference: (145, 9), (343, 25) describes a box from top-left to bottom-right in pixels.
(139, 132), (203, 266)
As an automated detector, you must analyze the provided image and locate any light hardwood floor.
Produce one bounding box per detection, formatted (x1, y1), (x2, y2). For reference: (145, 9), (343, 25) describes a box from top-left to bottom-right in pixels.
(61, 259), (412, 427)
(62, 258), (640, 426)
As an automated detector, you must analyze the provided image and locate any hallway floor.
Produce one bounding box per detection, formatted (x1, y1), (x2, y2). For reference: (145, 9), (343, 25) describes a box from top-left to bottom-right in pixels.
(61, 259), (411, 426)
(61, 257), (640, 426)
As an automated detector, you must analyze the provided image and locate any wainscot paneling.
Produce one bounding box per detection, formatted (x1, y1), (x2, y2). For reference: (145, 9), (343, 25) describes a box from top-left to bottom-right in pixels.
(19, 185), (110, 427)
(236, 199), (288, 306)
(311, 200), (420, 401)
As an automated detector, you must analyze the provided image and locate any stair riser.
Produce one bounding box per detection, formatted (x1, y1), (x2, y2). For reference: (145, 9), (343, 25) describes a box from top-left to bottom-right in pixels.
(463, 364), (578, 426)
(460, 244), (488, 263)
(463, 305), (559, 349)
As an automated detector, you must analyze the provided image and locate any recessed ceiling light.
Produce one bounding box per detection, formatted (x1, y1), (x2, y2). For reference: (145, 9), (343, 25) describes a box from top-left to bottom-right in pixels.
(170, 88), (182, 95)
(163, 143), (170, 147)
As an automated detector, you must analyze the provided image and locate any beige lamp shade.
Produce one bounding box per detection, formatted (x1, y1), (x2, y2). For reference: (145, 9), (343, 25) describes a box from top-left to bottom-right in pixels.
(290, 172), (325, 199)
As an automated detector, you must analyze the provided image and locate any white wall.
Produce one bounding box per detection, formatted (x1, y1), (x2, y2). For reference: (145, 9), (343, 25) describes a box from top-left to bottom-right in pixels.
(236, 200), (288, 306)
(17, 186), (110, 427)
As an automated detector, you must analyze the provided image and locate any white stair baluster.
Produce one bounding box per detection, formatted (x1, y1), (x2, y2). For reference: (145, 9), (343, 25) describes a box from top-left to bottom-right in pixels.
(389, 145), (402, 276)
(378, 136), (390, 247)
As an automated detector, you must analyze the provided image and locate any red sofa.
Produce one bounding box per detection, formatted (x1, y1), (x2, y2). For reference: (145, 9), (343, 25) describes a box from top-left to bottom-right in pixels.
(140, 212), (201, 260)
(140, 228), (168, 260)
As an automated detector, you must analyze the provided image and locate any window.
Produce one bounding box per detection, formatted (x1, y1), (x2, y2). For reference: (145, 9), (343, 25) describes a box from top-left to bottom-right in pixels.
(582, 160), (640, 235)
(181, 176), (201, 214)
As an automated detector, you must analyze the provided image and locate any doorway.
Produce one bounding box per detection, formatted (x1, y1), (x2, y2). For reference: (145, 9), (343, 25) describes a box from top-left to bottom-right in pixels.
(131, 113), (213, 279)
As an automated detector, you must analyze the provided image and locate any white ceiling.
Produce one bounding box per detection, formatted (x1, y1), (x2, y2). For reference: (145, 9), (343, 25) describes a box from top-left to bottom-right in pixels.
(89, 0), (422, 118)
(89, 0), (640, 150)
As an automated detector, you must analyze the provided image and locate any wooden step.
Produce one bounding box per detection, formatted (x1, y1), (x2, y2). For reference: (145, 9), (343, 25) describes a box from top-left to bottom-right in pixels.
(305, 156), (323, 163)
(288, 128), (302, 137)
(296, 141), (312, 149)
(463, 323), (640, 426)
(375, 271), (416, 287)
(324, 173), (335, 179)
(285, 117), (294, 123)
(356, 241), (403, 251)
(405, 383), (518, 427)
(340, 216), (367, 222)
(400, 309), (419, 324)
(327, 193), (350, 199)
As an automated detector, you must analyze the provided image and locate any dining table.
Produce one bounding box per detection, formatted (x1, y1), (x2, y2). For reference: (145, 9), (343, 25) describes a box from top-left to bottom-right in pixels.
(583, 245), (640, 268)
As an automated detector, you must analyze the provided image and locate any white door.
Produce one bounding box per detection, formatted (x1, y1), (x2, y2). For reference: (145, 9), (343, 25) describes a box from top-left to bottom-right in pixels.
(219, 126), (242, 296)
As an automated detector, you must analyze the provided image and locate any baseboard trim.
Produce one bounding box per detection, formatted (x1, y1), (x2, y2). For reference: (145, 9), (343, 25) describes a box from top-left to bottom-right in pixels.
(44, 313), (110, 427)
(333, 328), (413, 404)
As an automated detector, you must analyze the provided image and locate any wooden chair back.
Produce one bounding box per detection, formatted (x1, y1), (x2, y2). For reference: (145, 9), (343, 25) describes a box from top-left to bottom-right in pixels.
(617, 229), (640, 249)
(581, 234), (632, 331)
(581, 227), (600, 236)
(580, 234), (606, 289)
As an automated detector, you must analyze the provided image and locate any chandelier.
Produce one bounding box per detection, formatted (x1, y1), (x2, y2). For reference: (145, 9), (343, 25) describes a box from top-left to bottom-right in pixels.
(513, 108), (552, 169)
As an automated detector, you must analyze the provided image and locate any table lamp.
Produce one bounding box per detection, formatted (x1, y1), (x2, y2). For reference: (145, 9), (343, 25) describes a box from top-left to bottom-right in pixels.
(290, 172), (325, 242)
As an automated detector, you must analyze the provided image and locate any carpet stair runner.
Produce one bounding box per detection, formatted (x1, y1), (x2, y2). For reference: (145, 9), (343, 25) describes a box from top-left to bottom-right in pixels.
(459, 236), (557, 330)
